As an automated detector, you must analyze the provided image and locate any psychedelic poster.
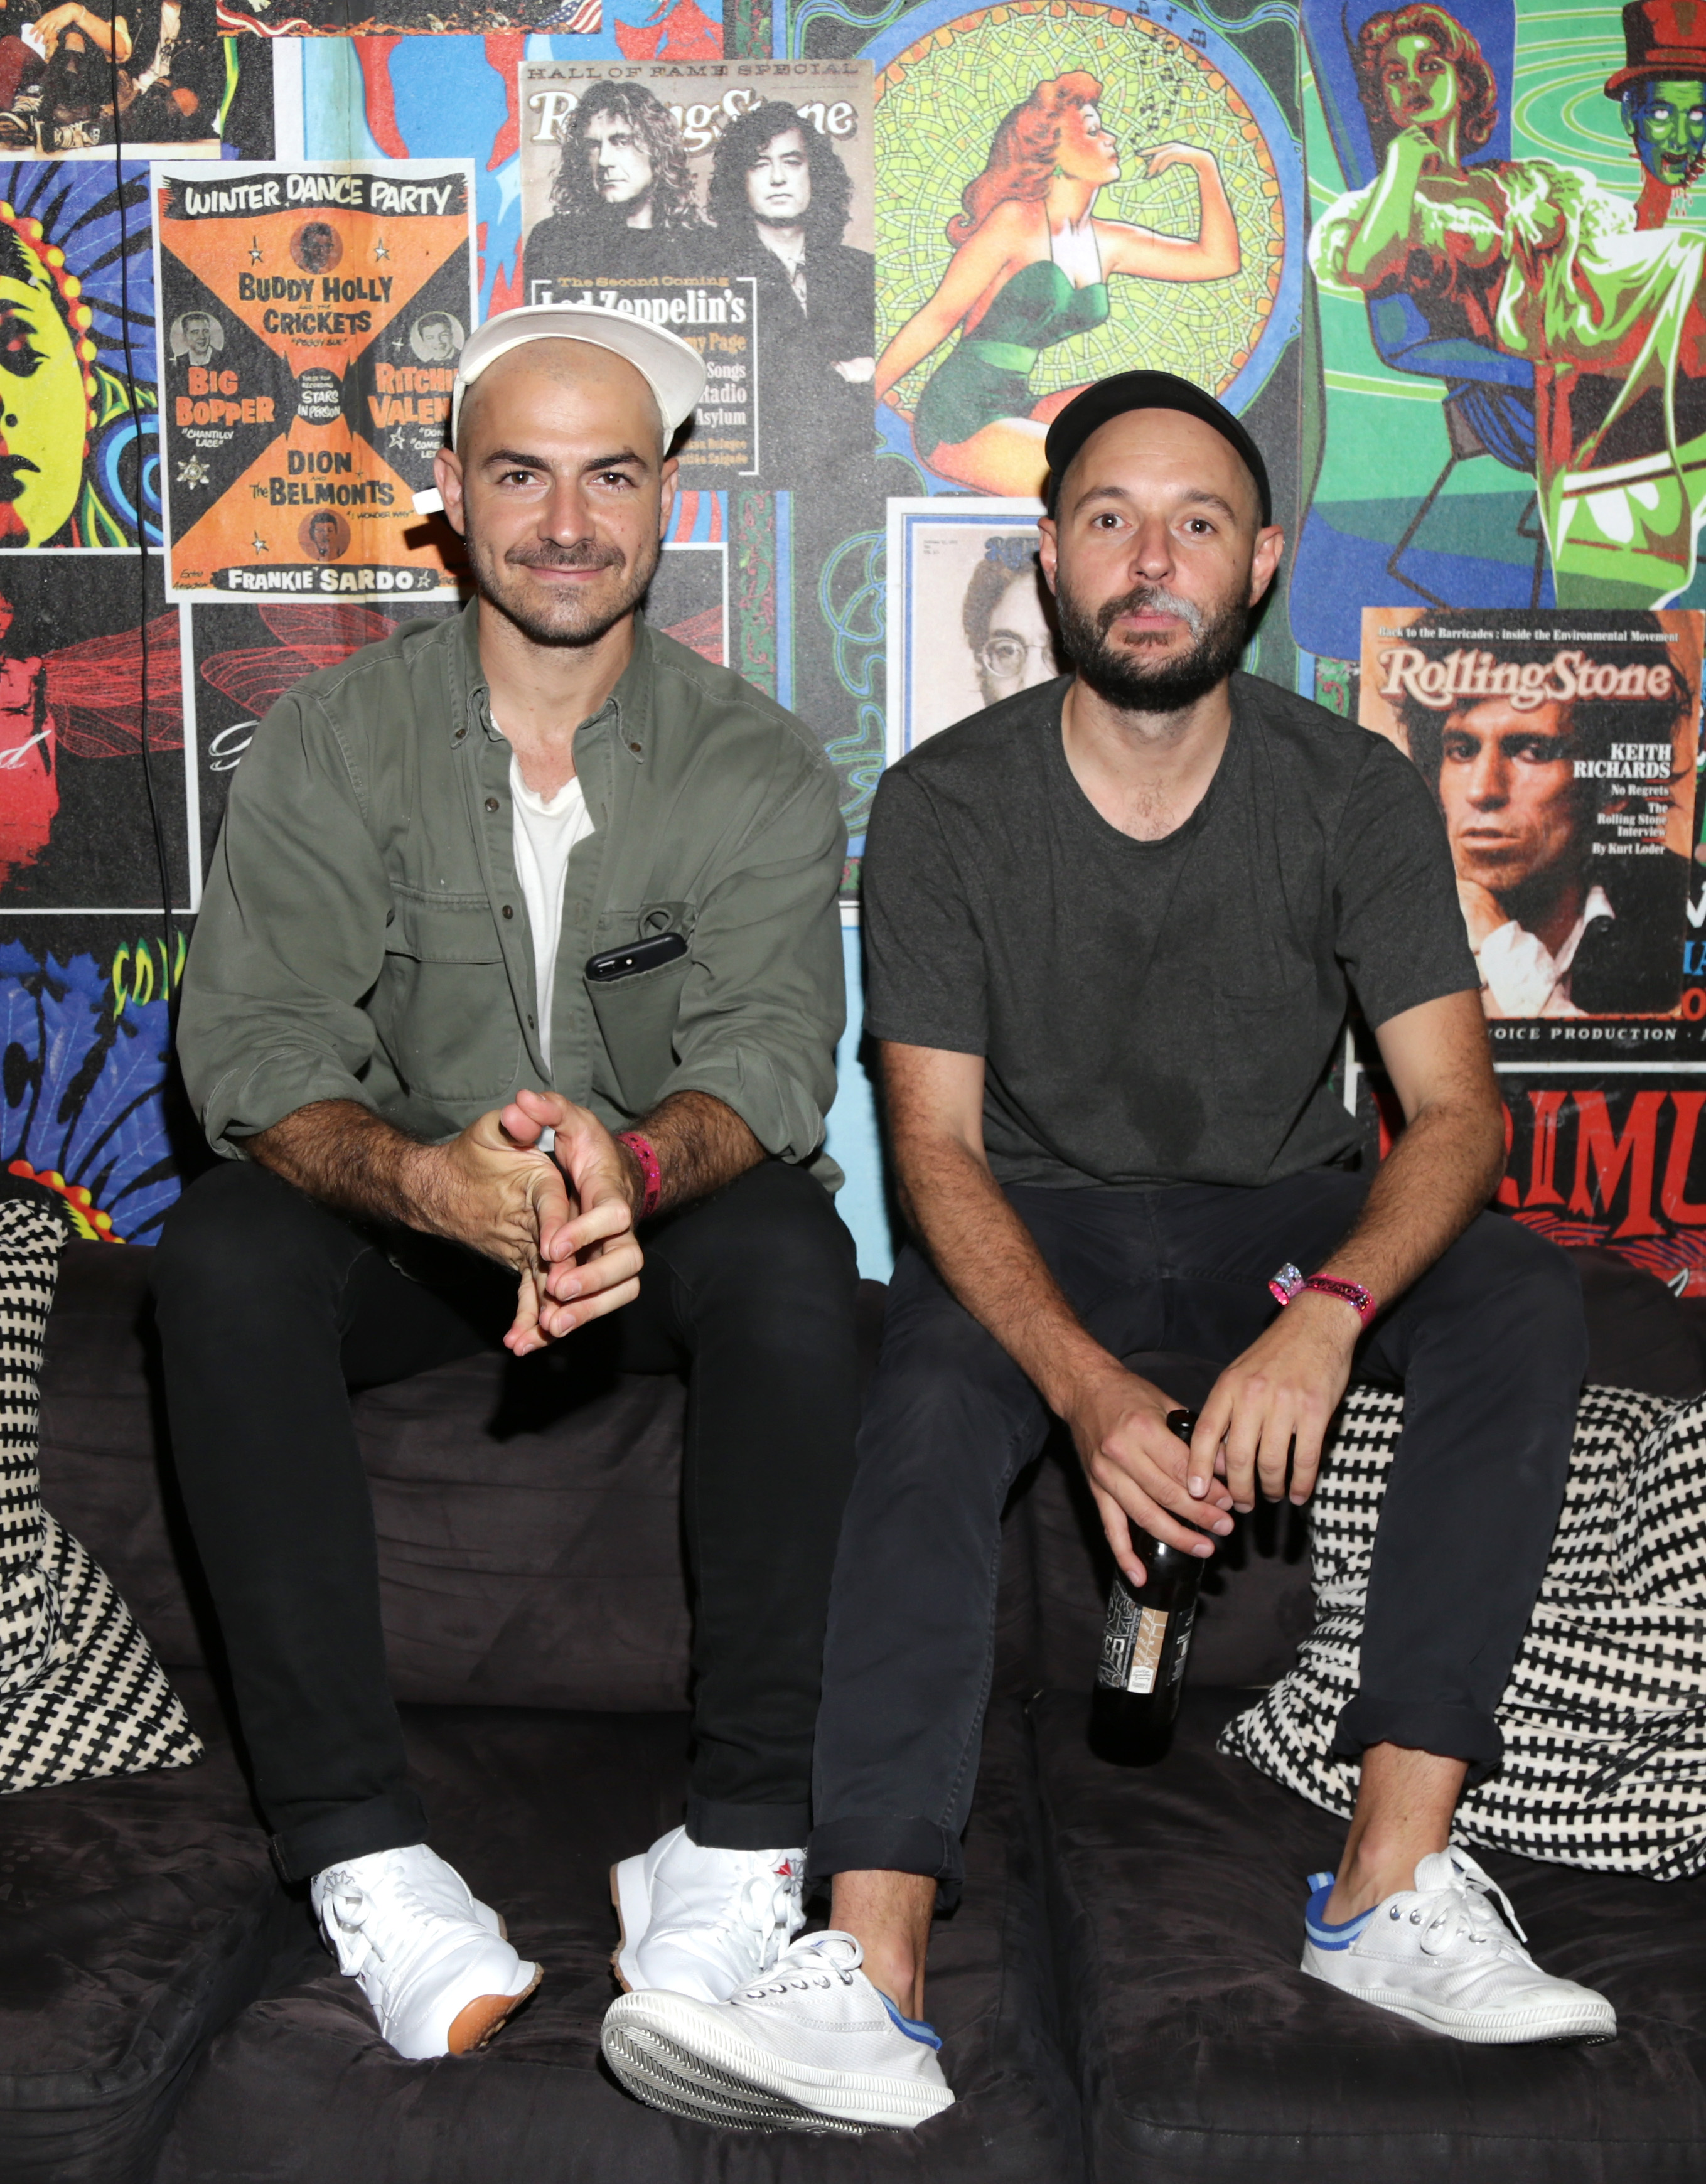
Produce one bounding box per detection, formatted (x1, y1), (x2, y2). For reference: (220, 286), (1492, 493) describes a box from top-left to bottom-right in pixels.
(0, 923), (180, 1243)
(517, 56), (874, 490)
(153, 159), (475, 601)
(1297, 0), (1706, 671)
(0, 162), (158, 549)
(1359, 606), (1702, 1042)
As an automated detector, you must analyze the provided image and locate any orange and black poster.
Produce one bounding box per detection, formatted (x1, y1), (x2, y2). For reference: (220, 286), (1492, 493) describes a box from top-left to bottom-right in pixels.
(153, 161), (475, 603)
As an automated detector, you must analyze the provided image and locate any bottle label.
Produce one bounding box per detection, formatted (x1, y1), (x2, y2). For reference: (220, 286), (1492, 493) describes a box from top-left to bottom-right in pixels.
(1126, 1607), (1168, 1694)
(1099, 1588), (1169, 1695)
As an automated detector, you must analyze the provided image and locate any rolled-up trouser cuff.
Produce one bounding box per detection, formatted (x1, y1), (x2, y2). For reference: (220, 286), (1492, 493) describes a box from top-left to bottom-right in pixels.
(269, 1786), (429, 1885)
(807, 1814), (963, 1893)
(688, 1796), (813, 1853)
(1331, 1696), (1503, 1787)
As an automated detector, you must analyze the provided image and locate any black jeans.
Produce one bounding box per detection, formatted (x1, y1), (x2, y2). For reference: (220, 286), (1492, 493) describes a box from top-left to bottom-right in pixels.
(152, 1157), (860, 1882)
(808, 1173), (1586, 1891)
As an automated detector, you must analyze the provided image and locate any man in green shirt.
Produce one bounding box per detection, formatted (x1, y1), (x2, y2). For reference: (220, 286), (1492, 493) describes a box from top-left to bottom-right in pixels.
(154, 305), (856, 2062)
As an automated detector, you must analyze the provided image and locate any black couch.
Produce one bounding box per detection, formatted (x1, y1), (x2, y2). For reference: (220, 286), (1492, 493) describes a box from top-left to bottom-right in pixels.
(4, 1241), (1706, 2181)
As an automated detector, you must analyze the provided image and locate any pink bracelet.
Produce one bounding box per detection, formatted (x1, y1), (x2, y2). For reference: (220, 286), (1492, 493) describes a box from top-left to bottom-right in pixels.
(616, 1130), (661, 1219)
(1268, 1263), (1377, 1327)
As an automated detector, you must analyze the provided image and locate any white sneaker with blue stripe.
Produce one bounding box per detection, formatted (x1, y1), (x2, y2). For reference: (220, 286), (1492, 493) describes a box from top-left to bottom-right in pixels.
(601, 1929), (955, 2133)
(1301, 1850), (1616, 2044)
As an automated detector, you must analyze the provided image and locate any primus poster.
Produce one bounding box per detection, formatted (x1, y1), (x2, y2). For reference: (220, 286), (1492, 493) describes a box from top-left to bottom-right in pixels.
(517, 59), (874, 490)
(153, 161), (475, 603)
(1359, 608), (1703, 1042)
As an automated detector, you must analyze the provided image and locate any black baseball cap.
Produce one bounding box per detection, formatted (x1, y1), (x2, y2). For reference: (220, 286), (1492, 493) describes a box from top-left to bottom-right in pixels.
(1043, 370), (1272, 526)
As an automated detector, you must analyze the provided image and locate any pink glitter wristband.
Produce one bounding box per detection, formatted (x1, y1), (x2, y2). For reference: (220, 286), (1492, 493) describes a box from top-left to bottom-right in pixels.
(1268, 1263), (1377, 1327)
(616, 1131), (661, 1219)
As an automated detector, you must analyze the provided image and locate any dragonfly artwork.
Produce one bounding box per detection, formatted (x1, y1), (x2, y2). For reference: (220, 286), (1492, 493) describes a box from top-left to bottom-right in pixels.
(0, 597), (182, 892)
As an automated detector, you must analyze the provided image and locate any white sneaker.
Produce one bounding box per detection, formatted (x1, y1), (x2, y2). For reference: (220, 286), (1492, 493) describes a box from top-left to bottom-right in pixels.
(1301, 1851), (1616, 2045)
(311, 1844), (542, 2060)
(601, 1929), (956, 2133)
(611, 1824), (805, 2003)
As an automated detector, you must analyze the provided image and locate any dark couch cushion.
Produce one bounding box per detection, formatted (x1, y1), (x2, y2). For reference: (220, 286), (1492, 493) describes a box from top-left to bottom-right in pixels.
(1571, 1248), (1706, 1399)
(0, 1670), (291, 2184)
(156, 1696), (1081, 2183)
(1034, 1686), (1706, 2183)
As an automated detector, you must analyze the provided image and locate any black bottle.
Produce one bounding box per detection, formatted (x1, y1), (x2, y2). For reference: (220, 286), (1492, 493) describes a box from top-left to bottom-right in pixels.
(1090, 1408), (1208, 1764)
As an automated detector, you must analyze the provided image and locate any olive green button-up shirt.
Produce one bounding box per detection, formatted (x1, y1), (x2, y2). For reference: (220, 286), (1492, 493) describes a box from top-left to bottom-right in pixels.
(178, 601), (847, 1186)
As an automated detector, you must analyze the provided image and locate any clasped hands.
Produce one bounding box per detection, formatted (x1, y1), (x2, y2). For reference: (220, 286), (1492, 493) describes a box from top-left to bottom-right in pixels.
(1069, 1293), (1361, 1588)
(417, 1087), (644, 1358)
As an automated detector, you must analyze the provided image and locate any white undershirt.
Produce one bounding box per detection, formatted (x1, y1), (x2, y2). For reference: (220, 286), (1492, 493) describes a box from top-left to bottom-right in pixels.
(506, 748), (594, 1071)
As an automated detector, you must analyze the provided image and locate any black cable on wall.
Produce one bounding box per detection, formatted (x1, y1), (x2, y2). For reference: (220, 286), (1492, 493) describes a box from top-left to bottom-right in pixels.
(109, 38), (176, 998)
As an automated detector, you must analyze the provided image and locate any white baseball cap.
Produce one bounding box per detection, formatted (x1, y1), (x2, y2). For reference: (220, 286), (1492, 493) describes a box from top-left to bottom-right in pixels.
(412, 302), (707, 515)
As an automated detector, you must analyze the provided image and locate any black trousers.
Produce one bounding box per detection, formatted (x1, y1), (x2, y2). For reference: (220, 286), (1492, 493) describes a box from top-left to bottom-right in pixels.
(152, 1157), (860, 1883)
(808, 1173), (1587, 1890)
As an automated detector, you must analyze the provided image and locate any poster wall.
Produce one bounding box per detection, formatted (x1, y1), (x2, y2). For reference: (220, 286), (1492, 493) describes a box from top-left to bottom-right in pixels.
(2, 0), (1703, 1297)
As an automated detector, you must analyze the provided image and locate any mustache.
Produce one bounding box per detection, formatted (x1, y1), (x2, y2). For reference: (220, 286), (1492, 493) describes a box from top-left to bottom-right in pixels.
(1097, 584), (1204, 640)
(505, 540), (625, 574)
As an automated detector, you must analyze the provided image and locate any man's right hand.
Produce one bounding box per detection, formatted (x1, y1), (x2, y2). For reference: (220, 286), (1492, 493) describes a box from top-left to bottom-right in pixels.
(1067, 1365), (1235, 1587)
(406, 1108), (574, 1356)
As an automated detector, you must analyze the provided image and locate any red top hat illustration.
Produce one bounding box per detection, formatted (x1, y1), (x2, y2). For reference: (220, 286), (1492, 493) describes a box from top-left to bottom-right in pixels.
(1606, 0), (1706, 97)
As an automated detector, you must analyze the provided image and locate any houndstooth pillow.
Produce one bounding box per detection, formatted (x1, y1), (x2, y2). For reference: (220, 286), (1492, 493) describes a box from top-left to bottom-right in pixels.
(0, 1196), (202, 1793)
(1220, 1383), (1706, 1880)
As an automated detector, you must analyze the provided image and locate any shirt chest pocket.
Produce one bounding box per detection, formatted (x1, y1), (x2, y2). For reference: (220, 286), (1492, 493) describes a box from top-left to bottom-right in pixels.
(374, 891), (520, 1102)
(584, 950), (694, 1118)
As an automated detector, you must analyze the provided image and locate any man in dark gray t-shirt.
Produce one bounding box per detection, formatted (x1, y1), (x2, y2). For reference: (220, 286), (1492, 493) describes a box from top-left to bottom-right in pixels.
(864, 664), (1474, 1193)
(633, 372), (1621, 2136)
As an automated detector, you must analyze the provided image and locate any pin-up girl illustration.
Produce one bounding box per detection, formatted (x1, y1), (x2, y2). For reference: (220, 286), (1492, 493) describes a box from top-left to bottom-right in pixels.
(1314, 3), (1706, 601)
(875, 72), (1240, 496)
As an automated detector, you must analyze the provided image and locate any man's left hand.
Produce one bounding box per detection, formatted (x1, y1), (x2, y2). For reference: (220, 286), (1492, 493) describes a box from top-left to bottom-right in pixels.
(1189, 1292), (1360, 1512)
(498, 1088), (645, 1350)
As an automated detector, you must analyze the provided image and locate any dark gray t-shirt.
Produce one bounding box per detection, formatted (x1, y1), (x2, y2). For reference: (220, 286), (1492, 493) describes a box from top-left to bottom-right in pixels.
(862, 671), (1476, 1190)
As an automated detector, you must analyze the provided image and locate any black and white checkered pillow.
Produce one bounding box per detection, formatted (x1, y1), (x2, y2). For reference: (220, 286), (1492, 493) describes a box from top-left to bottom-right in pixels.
(0, 1197), (201, 1794)
(1220, 1383), (1706, 1879)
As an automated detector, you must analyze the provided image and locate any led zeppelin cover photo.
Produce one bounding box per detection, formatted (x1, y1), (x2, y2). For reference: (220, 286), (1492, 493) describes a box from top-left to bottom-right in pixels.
(517, 57), (874, 491)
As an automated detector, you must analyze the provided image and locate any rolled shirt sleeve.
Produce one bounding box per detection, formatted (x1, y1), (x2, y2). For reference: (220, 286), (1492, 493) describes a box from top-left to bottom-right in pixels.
(176, 688), (394, 1159)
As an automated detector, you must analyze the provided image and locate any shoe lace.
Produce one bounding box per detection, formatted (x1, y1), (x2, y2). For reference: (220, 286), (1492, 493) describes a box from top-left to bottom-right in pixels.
(1414, 1856), (1527, 1958)
(736, 1867), (800, 1966)
(321, 1858), (458, 1983)
(738, 1928), (862, 1999)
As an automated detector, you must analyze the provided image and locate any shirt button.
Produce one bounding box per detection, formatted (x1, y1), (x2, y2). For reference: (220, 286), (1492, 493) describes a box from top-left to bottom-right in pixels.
(485, 796), (500, 812)
(453, 726), (466, 743)
(502, 904), (515, 919)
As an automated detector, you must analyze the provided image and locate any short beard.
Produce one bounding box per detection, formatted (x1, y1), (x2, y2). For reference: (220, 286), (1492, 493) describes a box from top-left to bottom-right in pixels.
(468, 520), (658, 650)
(1054, 577), (1250, 715)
